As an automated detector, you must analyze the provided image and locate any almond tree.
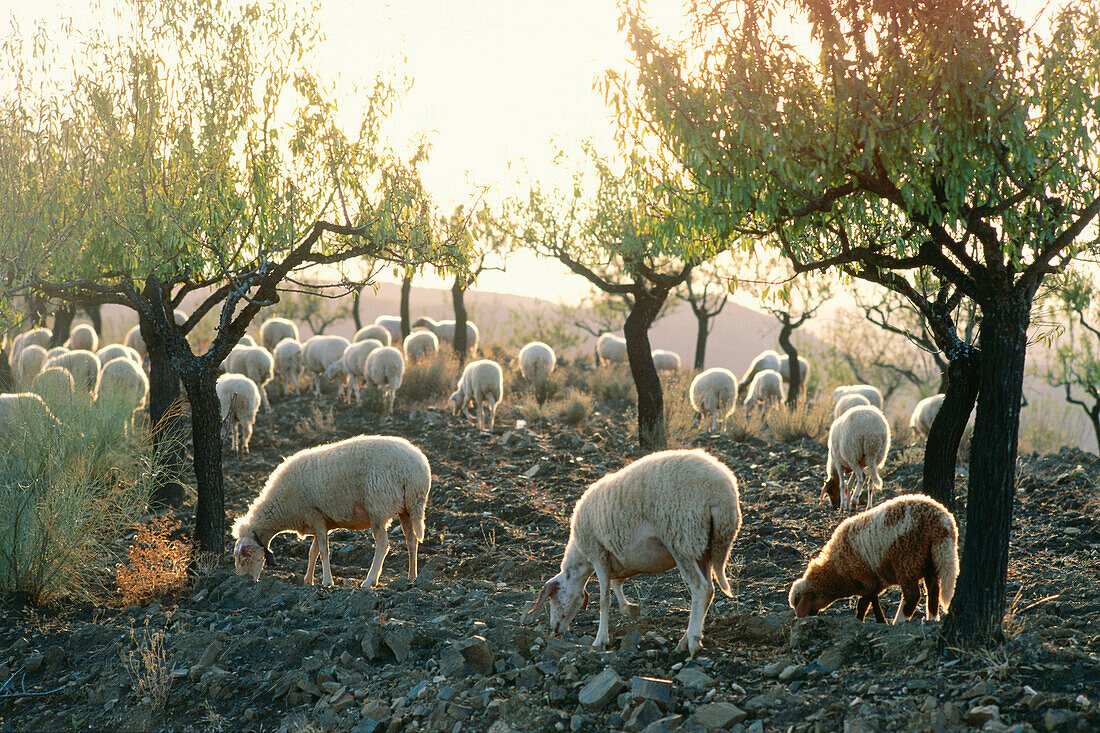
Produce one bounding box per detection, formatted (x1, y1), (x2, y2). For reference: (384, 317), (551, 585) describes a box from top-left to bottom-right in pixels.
(675, 261), (729, 370)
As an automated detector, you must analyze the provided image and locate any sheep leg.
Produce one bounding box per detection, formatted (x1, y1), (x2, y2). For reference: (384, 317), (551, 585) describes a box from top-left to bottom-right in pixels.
(362, 521), (391, 588)
(476, 399), (485, 432)
(894, 582), (921, 623)
(260, 384), (270, 413)
(924, 563), (941, 621)
(240, 418), (253, 455)
(867, 595), (887, 623)
(316, 529), (334, 587)
(674, 554), (713, 657)
(486, 397), (497, 433)
(305, 536), (320, 585)
(856, 593), (880, 621)
(399, 511), (419, 581)
(611, 579), (640, 619)
(592, 559), (612, 651)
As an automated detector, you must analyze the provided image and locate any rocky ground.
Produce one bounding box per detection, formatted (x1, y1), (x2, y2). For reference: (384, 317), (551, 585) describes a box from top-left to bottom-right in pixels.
(1, 385), (1098, 733)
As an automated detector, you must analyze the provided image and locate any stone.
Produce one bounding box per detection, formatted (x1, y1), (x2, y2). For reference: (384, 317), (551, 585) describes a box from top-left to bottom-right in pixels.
(578, 668), (626, 711)
(1043, 708), (1073, 731)
(24, 653), (43, 674)
(815, 647), (845, 672)
(743, 615), (783, 643)
(197, 639), (223, 669)
(690, 702), (748, 729)
(523, 463), (543, 479)
(630, 676), (675, 711)
(966, 705), (1000, 725)
(361, 632), (389, 661)
(675, 666), (717, 690)
(778, 664), (805, 682)
(352, 718), (382, 733)
(456, 636), (494, 675)
(964, 680), (993, 699)
(762, 661), (788, 678)
(384, 631), (411, 662)
(626, 700), (665, 731)
(620, 631), (642, 654)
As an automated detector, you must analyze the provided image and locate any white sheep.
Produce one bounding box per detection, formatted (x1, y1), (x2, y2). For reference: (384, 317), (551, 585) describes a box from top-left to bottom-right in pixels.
(403, 330), (439, 360)
(0, 392), (62, 442)
(824, 405), (891, 512)
(790, 495), (959, 624)
(366, 346), (405, 415)
(10, 327), (51, 363)
(259, 317), (299, 352)
(65, 323), (99, 353)
(831, 384), (884, 410)
(46, 346), (68, 359)
(448, 359), (504, 433)
(518, 341), (557, 382)
(910, 394), (945, 439)
(13, 344), (48, 389)
(273, 339), (304, 395)
(232, 435), (431, 588)
(124, 325), (147, 358)
(741, 349), (781, 387)
(412, 316), (479, 354)
(689, 368), (738, 432)
(834, 392), (872, 421)
(302, 334), (351, 396)
(596, 333), (628, 365)
(528, 449), (741, 657)
(778, 354), (810, 384)
(743, 369), (784, 407)
(324, 339), (383, 404)
(95, 343), (143, 367)
(30, 367), (76, 417)
(98, 357), (149, 433)
(354, 324), (392, 346)
(225, 345), (275, 413)
(43, 349), (100, 397)
(216, 373), (261, 455)
(651, 349), (681, 373)
(374, 315), (405, 342)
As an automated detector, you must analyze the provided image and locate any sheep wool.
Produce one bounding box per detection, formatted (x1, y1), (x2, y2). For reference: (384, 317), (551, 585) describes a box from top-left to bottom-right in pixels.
(354, 324), (392, 346)
(374, 315), (404, 342)
(824, 405), (891, 512)
(403, 330), (439, 360)
(367, 346), (405, 415)
(325, 339), (383, 404)
(518, 341), (557, 382)
(832, 384), (884, 410)
(743, 369), (784, 407)
(124, 325), (147, 358)
(273, 339), (304, 395)
(596, 333), (627, 365)
(302, 335), (351, 396)
(448, 359), (504, 432)
(44, 349), (100, 397)
(65, 323), (99, 353)
(99, 357), (149, 432)
(689, 368), (738, 432)
(529, 449), (741, 657)
(96, 343), (142, 367)
(226, 346), (275, 413)
(412, 316), (479, 354)
(259, 317), (299, 352)
(14, 344), (48, 390)
(31, 367), (76, 416)
(232, 435), (431, 588)
(834, 392), (871, 421)
(651, 349), (681, 373)
(216, 373), (261, 455)
(789, 494), (959, 624)
(778, 354), (810, 383)
(910, 394), (945, 439)
(740, 349), (781, 387)
(11, 327), (51, 363)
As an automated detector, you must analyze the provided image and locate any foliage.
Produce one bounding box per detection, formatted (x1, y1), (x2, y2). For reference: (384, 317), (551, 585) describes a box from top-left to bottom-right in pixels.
(1039, 267), (1100, 447)
(725, 408), (767, 443)
(123, 626), (172, 711)
(116, 515), (191, 606)
(503, 303), (587, 357)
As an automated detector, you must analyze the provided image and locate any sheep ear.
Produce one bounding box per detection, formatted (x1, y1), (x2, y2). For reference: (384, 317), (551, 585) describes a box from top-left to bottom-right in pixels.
(528, 579), (559, 616)
(795, 591), (815, 618)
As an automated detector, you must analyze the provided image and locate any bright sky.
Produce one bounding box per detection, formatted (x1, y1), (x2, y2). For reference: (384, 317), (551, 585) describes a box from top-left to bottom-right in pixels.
(0, 0), (1060, 304)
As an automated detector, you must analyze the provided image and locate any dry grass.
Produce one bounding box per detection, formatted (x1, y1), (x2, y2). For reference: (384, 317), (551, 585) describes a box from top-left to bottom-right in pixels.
(296, 406), (335, 436)
(725, 408), (767, 442)
(122, 626), (172, 711)
(663, 373), (701, 449)
(589, 365), (635, 405)
(399, 354), (462, 405)
(766, 399), (833, 442)
(116, 515), (192, 606)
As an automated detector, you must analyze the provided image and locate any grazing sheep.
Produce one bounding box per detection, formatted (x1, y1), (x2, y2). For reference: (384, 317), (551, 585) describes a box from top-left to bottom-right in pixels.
(65, 323), (99, 353)
(834, 392), (872, 421)
(412, 316), (480, 354)
(124, 325), (147, 358)
(778, 354), (810, 384)
(11, 327), (51, 362)
(910, 394), (945, 439)
(43, 349), (100, 396)
(596, 333), (628, 365)
(216, 373), (261, 455)
(528, 449), (741, 657)
(651, 349), (681, 373)
(96, 343), (143, 367)
(259, 317), (299, 352)
(366, 346), (405, 415)
(824, 405), (891, 512)
(518, 341), (557, 382)
(354, 324), (392, 346)
(741, 349), (781, 387)
(789, 495), (959, 624)
(14, 344), (48, 389)
(238, 334), (257, 348)
(30, 367), (76, 416)
(690, 368), (738, 432)
(403, 330), (439, 360)
(232, 435), (431, 588)
(98, 357), (149, 432)
(302, 335), (351, 396)
(743, 369), (784, 407)
(831, 384), (884, 410)
(46, 346), (69, 360)
(374, 315), (404, 341)
(324, 339), (383, 404)
(226, 346), (275, 413)
(0, 393), (62, 442)
(448, 359), (504, 433)
(273, 339), (304, 395)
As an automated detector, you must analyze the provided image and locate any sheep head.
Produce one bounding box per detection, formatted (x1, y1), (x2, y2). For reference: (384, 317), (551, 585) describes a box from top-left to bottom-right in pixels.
(233, 535), (273, 581)
(526, 571), (589, 637)
(788, 578), (820, 618)
(822, 474), (842, 510)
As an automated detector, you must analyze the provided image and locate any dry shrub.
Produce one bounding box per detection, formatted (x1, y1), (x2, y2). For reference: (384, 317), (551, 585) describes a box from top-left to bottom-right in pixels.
(296, 405), (335, 436)
(553, 389), (594, 427)
(663, 373), (700, 449)
(725, 408), (767, 442)
(116, 515), (192, 606)
(512, 370), (566, 406)
(123, 626), (172, 711)
(588, 365), (635, 405)
(400, 354), (462, 404)
(518, 395), (549, 423)
(766, 399), (833, 442)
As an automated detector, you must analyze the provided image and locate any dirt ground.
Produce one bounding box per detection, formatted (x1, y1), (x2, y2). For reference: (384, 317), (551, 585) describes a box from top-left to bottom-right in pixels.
(1, 383), (1098, 733)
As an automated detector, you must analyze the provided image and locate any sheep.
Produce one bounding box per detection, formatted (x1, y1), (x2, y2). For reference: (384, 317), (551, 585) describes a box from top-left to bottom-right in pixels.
(448, 359), (504, 433)
(910, 394), (945, 439)
(273, 339), (304, 395)
(96, 343), (143, 367)
(11, 327), (51, 362)
(689, 368), (738, 432)
(302, 334), (351, 396)
(366, 346), (405, 415)
(354, 324), (392, 346)
(30, 367), (76, 416)
(13, 344), (48, 389)
(789, 494), (959, 624)
(374, 315), (405, 342)
(834, 392), (872, 421)
(740, 349), (781, 388)
(596, 333), (628, 365)
(231, 435), (431, 588)
(412, 316), (479, 354)
(64, 323), (99, 353)
(527, 449), (741, 657)
(98, 357), (149, 432)
(225, 345), (275, 413)
(324, 339), (383, 404)
(778, 354), (810, 384)
(403, 330), (439, 360)
(46, 346), (69, 359)
(743, 369), (784, 407)
(43, 349), (100, 396)
(518, 341), (556, 382)
(0, 393), (62, 442)
(216, 373), (261, 455)
(831, 384), (884, 410)
(824, 405), (891, 512)
(259, 317), (299, 352)
(651, 349), (681, 373)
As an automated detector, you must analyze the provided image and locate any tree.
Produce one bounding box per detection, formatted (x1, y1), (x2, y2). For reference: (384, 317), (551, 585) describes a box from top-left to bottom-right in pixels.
(616, 0), (1100, 643)
(444, 205), (509, 361)
(276, 275), (357, 336)
(1041, 268), (1100, 448)
(675, 261), (729, 370)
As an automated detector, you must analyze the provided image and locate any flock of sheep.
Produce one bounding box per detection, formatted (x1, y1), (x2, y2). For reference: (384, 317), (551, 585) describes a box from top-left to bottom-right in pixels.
(4, 313), (962, 658)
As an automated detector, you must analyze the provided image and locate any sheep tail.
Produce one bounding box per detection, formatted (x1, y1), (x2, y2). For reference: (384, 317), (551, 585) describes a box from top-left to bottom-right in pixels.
(709, 505), (737, 598)
(932, 534), (959, 612)
(406, 484), (429, 542)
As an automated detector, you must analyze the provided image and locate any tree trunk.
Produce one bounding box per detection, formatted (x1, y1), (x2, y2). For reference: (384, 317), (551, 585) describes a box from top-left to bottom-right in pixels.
(0, 347), (12, 393)
(452, 275), (468, 362)
(921, 347), (980, 513)
(83, 304), (103, 336)
(351, 286), (362, 331)
(693, 309), (709, 371)
(400, 276), (412, 340)
(28, 294), (49, 327)
(624, 286), (668, 449)
(943, 296), (1030, 646)
(181, 368), (226, 557)
(1089, 406), (1100, 455)
(778, 319), (802, 405)
(141, 308), (187, 508)
(49, 303), (76, 347)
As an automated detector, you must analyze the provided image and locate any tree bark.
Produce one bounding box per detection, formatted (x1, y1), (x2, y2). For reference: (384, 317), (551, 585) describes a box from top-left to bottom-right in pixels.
(921, 347), (980, 513)
(625, 285), (668, 449)
(49, 303), (76, 347)
(181, 369), (226, 557)
(778, 317), (802, 405)
(141, 306), (187, 508)
(351, 286), (362, 331)
(400, 275), (412, 340)
(0, 347), (12, 393)
(943, 295), (1030, 646)
(452, 275), (468, 362)
(693, 309), (709, 370)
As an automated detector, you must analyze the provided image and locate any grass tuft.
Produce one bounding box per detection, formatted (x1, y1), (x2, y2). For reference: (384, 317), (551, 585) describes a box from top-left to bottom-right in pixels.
(765, 399), (833, 442)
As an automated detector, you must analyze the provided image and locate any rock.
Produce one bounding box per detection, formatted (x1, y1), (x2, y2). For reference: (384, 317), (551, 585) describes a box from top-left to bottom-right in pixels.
(778, 664), (805, 681)
(1043, 708), (1073, 731)
(626, 700), (665, 731)
(456, 635), (495, 675)
(689, 702), (748, 729)
(24, 653), (43, 674)
(523, 463), (543, 479)
(964, 680), (994, 700)
(675, 666), (717, 690)
(630, 676), (674, 711)
(487, 721), (511, 733)
(743, 615), (784, 643)
(642, 716), (683, 733)
(966, 705), (1000, 725)
(197, 639), (223, 669)
(815, 647), (845, 672)
(352, 718), (383, 733)
(578, 668), (627, 711)
(361, 632), (389, 661)
(620, 631), (642, 654)
(761, 660), (788, 678)
(384, 631), (411, 662)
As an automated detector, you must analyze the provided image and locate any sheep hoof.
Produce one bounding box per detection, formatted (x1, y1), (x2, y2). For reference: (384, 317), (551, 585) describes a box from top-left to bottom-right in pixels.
(622, 603), (641, 620)
(676, 635), (702, 657)
(591, 638), (608, 652)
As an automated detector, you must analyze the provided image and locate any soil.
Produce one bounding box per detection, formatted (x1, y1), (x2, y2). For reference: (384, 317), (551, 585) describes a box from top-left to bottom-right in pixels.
(1, 385), (1098, 733)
